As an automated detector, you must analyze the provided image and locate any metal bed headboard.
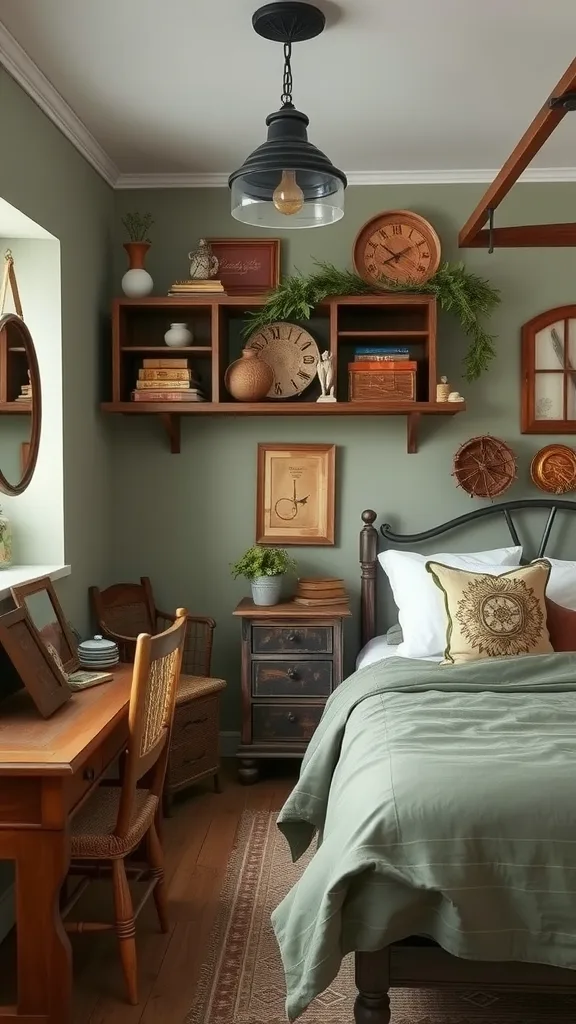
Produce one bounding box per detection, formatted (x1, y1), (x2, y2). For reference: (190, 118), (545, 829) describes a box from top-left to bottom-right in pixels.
(359, 498), (576, 648)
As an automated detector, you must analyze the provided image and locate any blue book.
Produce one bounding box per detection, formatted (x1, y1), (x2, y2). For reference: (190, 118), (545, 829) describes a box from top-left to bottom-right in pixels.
(354, 346), (410, 355)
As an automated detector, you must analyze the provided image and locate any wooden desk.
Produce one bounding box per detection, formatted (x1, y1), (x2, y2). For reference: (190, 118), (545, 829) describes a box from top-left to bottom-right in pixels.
(0, 664), (132, 1023)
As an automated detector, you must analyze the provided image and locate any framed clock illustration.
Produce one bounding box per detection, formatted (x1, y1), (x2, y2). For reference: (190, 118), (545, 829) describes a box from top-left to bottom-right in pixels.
(245, 321), (320, 399)
(353, 210), (441, 288)
(256, 443), (335, 546)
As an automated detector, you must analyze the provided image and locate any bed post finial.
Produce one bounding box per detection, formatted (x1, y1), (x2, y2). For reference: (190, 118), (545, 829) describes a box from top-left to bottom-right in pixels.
(360, 510), (378, 649)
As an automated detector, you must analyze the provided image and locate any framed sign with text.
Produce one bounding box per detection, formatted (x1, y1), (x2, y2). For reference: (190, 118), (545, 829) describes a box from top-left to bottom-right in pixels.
(256, 443), (335, 546)
(208, 238), (280, 294)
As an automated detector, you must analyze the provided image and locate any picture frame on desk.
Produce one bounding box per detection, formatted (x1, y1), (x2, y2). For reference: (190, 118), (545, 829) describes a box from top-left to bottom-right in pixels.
(256, 442), (336, 546)
(11, 574), (80, 673)
(0, 605), (71, 717)
(207, 238), (280, 294)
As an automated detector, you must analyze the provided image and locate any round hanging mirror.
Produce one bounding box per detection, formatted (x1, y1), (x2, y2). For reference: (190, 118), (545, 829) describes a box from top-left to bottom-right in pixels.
(0, 313), (42, 496)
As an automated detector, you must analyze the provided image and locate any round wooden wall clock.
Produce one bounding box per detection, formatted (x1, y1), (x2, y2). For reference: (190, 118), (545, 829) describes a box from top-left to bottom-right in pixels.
(353, 210), (441, 288)
(245, 321), (320, 399)
(530, 444), (576, 494)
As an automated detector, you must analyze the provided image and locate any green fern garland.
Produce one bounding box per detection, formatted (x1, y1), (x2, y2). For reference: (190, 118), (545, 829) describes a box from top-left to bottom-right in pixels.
(243, 261), (500, 382)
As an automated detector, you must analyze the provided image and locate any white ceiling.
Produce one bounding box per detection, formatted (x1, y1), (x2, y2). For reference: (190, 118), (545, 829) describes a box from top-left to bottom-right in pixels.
(1, 0), (576, 185)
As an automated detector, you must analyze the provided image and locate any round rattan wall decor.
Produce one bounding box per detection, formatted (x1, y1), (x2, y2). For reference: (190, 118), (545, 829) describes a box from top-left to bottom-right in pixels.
(453, 435), (517, 500)
(530, 444), (576, 494)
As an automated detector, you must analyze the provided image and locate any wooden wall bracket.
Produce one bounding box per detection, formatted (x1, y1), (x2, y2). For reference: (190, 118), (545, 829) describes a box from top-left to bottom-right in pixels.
(459, 57), (576, 249)
(159, 413), (181, 454)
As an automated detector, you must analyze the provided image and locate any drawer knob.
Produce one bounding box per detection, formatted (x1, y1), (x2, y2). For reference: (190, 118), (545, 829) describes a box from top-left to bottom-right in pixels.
(287, 667), (299, 680)
(184, 716), (208, 729)
(83, 767), (96, 782)
(287, 712), (297, 723)
(286, 632), (299, 643)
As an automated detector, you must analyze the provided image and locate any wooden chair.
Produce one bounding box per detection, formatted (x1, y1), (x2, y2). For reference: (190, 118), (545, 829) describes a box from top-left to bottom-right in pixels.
(64, 609), (187, 1005)
(89, 578), (226, 810)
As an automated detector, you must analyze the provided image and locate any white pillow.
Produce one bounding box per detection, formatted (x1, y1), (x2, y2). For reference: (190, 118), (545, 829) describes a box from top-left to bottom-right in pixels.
(378, 546), (523, 660)
(544, 558), (576, 610)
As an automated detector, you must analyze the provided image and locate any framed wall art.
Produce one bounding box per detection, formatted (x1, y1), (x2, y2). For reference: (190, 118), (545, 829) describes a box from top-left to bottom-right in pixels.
(208, 238), (280, 294)
(256, 443), (335, 546)
(0, 605), (71, 717)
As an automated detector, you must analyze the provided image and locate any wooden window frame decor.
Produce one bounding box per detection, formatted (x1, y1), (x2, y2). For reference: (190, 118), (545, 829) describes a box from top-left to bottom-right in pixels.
(11, 575), (80, 673)
(0, 605), (71, 717)
(207, 238), (280, 294)
(256, 443), (335, 546)
(521, 304), (576, 434)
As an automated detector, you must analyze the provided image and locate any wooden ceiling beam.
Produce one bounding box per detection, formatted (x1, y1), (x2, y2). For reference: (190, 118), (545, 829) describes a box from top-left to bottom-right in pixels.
(459, 57), (576, 248)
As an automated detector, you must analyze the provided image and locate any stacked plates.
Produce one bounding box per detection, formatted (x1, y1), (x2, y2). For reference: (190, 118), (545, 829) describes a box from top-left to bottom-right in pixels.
(77, 635), (119, 669)
(294, 578), (348, 607)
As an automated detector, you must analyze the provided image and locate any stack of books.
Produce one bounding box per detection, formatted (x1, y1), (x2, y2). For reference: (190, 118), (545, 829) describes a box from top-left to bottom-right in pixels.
(14, 379), (32, 403)
(354, 346), (411, 362)
(294, 578), (348, 607)
(131, 358), (206, 403)
(168, 279), (225, 295)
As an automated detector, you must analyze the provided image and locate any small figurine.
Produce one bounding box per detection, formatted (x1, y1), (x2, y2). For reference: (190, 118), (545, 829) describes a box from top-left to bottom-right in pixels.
(316, 350), (337, 403)
(448, 391), (465, 403)
(436, 375), (450, 402)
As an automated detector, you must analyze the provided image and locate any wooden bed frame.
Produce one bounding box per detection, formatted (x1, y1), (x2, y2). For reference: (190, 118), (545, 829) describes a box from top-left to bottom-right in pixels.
(353, 498), (576, 1023)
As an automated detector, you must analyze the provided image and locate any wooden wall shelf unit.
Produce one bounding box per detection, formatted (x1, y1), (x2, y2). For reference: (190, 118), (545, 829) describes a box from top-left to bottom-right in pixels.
(102, 295), (465, 454)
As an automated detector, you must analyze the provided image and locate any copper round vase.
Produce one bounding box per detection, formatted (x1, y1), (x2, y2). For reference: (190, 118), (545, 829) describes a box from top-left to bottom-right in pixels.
(224, 348), (274, 402)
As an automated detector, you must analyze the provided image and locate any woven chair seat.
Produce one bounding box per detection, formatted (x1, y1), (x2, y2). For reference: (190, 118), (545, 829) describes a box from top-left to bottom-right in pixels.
(176, 674), (226, 704)
(71, 787), (158, 859)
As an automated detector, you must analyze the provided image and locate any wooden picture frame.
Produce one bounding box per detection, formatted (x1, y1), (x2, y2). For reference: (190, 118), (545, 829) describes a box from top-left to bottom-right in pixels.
(208, 238), (280, 294)
(521, 304), (576, 434)
(256, 443), (335, 546)
(11, 575), (79, 673)
(0, 605), (71, 717)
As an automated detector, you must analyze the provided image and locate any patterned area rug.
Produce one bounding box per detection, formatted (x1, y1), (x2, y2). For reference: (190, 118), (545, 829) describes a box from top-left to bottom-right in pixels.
(186, 810), (576, 1023)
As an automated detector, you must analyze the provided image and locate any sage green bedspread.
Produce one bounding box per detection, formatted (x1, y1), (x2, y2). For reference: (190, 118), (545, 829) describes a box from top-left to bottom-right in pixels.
(271, 654), (576, 1020)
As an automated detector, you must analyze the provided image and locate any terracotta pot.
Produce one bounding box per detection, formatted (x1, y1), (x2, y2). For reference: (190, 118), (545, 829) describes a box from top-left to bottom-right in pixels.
(123, 242), (150, 270)
(224, 348), (274, 402)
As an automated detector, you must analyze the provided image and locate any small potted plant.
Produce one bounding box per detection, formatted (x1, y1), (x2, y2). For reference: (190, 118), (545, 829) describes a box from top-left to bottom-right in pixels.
(121, 211), (154, 297)
(231, 545), (296, 606)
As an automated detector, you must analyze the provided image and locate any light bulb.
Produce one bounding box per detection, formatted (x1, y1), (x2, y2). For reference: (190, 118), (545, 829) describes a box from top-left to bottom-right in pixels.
(272, 170), (304, 216)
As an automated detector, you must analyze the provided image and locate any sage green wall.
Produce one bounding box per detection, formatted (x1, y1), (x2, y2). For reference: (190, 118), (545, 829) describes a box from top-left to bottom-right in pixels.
(0, 68), (114, 629)
(111, 185), (576, 731)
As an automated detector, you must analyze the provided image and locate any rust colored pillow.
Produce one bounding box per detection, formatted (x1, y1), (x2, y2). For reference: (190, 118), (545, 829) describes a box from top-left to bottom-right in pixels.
(546, 598), (576, 652)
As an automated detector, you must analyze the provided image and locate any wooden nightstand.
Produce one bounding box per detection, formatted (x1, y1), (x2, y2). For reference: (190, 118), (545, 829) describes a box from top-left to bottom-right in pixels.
(233, 598), (351, 784)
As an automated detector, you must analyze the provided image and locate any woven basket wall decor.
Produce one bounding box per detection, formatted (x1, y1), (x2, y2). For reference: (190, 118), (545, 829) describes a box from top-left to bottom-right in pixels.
(530, 444), (576, 494)
(453, 435), (517, 500)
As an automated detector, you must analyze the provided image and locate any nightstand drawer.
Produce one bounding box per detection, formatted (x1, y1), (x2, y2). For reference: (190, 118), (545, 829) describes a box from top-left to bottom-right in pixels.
(252, 625), (332, 655)
(252, 703), (324, 743)
(252, 660), (332, 698)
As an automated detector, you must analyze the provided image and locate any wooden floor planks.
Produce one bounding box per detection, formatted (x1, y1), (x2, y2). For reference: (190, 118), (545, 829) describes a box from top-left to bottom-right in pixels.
(38, 759), (295, 1024)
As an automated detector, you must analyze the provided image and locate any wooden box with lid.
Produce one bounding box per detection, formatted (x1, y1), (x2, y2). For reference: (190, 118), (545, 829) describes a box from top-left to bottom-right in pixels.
(233, 598), (351, 783)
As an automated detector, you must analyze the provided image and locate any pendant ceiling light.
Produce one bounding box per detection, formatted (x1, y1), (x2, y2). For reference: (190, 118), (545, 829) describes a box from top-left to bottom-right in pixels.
(229, 1), (347, 229)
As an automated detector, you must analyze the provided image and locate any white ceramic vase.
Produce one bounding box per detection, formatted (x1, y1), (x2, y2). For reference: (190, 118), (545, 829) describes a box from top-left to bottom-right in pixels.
(121, 242), (153, 298)
(251, 575), (283, 606)
(164, 323), (193, 348)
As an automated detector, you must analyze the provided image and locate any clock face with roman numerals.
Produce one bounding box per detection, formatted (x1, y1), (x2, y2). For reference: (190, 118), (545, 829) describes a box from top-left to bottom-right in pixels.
(353, 210), (441, 288)
(245, 322), (320, 400)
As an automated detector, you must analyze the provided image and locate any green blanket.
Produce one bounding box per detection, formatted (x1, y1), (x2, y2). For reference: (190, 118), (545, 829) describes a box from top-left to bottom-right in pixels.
(271, 654), (576, 1019)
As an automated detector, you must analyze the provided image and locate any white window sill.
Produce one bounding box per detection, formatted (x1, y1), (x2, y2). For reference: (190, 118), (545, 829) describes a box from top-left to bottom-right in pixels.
(0, 564), (71, 602)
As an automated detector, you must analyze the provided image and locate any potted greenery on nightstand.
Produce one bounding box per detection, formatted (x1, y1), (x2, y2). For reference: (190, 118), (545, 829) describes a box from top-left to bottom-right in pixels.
(231, 545), (296, 606)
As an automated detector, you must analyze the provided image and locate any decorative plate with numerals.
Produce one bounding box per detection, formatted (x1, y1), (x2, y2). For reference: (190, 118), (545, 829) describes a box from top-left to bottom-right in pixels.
(353, 210), (441, 288)
(245, 321), (320, 399)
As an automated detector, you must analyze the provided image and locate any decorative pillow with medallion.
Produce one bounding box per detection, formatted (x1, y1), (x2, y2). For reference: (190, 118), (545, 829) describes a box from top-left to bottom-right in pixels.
(425, 559), (553, 665)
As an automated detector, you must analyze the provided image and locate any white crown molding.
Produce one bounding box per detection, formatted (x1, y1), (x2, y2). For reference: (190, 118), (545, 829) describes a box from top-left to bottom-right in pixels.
(115, 167), (576, 189)
(0, 20), (119, 187)
(2, 23), (576, 192)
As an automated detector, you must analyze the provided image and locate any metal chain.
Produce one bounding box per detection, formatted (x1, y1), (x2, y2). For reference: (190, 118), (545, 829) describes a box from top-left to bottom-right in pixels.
(280, 41), (294, 107)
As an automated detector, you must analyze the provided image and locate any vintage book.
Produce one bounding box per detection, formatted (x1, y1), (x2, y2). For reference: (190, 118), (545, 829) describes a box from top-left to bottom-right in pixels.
(169, 279), (225, 293)
(354, 352), (411, 362)
(143, 358), (189, 369)
(131, 390), (206, 402)
(294, 596), (349, 606)
(138, 368), (193, 381)
(354, 346), (410, 355)
(136, 379), (191, 390)
(67, 670), (113, 690)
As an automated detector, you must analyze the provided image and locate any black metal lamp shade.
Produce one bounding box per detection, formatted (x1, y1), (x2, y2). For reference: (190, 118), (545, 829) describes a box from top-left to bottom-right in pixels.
(229, 107), (347, 229)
